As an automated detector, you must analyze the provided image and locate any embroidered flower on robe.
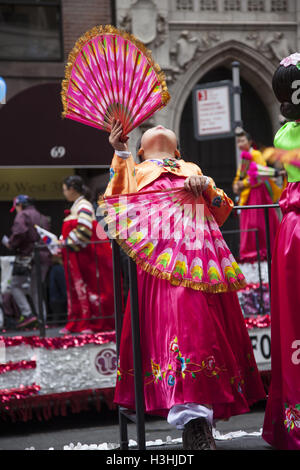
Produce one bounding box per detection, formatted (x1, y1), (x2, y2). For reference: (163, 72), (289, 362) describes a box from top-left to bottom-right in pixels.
(151, 359), (163, 382)
(212, 196), (222, 207)
(168, 375), (175, 386)
(284, 404), (300, 432)
(109, 168), (115, 181)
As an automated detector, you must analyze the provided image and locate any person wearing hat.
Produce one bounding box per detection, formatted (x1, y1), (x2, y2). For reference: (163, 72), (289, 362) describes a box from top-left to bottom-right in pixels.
(4, 195), (51, 328)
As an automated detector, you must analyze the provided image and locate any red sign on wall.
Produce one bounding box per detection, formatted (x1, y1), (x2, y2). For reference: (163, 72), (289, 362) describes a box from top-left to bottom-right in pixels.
(193, 80), (234, 141)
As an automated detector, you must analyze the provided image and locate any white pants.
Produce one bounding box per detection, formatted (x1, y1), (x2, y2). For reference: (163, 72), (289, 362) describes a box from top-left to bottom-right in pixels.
(167, 404), (213, 430)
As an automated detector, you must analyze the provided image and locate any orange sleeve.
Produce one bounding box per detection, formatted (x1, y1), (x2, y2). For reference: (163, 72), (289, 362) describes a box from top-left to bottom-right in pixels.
(104, 153), (137, 197)
(202, 177), (234, 227)
(193, 165), (233, 226)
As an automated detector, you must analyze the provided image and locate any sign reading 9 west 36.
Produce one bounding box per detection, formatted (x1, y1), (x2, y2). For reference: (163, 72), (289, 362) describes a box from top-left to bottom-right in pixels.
(192, 80), (235, 141)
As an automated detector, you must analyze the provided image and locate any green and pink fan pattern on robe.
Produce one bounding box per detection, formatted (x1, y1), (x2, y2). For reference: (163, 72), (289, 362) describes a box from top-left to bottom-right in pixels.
(98, 187), (246, 293)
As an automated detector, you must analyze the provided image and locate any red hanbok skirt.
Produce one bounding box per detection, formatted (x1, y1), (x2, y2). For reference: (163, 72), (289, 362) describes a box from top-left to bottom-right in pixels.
(263, 182), (300, 450)
(61, 219), (115, 333)
(114, 175), (266, 419)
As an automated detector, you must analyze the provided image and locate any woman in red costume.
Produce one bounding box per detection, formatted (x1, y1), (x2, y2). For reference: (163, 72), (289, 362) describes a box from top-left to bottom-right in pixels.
(263, 54), (300, 450)
(100, 119), (265, 450)
(60, 175), (115, 335)
(232, 129), (282, 262)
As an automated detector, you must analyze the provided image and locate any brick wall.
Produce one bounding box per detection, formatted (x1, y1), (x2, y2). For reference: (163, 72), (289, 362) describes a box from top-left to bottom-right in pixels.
(0, 0), (113, 100)
(62, 0), (112, 60)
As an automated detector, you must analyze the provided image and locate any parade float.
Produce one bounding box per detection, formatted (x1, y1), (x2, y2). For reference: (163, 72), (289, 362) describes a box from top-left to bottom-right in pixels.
(0, 256), (271, 423)
(0, 330), (117, 422)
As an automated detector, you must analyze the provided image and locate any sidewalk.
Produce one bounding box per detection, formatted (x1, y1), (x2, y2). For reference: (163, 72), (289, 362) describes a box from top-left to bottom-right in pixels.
(0, 401), (272, 451)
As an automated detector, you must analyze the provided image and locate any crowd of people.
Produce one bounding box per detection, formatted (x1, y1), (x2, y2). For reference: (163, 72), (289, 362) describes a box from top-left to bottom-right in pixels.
(0, 177), (120, 334)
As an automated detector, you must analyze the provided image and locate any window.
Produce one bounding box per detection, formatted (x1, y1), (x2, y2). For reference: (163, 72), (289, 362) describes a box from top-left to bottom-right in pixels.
(248, 0), (265, 11)
(224, 0), (241, 11)
(200, 0), (217, 11)
(271, 0), (288, 12)
(176, 0), (193, 11)
(0, 0), (63, 61)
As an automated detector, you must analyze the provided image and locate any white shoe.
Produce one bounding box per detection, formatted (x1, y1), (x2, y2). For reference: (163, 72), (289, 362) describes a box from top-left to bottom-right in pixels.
(59, 327), (70, 335)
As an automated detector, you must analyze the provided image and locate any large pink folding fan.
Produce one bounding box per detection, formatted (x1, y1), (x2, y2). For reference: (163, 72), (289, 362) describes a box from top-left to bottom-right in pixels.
(61, 25), (170, 141)
(98, 186), (247, 293)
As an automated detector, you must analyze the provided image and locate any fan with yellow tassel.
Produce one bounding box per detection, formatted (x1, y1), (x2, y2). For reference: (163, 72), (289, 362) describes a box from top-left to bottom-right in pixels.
(61, 25), (170, 142)
(98, 186), (247, 293)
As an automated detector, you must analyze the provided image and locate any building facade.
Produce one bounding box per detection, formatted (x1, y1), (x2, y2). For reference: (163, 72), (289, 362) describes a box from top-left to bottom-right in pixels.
(0, 0), (113, 251)
(0, 0), (112, 102)
(116, 0), (299, 141)
(114, 0), (298, 257)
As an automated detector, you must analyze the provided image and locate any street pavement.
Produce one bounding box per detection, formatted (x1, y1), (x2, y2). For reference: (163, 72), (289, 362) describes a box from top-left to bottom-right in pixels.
(0, 400), (272, 451)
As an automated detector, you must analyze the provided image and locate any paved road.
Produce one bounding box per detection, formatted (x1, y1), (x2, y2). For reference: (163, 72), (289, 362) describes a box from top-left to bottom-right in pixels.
(0, 400), (272, 451)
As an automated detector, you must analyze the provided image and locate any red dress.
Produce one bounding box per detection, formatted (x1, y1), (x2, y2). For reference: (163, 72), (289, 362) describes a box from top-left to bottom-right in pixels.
(239, 183), (280, 262)
(263, 182), (300, 449)
(61, 197), (115, 333)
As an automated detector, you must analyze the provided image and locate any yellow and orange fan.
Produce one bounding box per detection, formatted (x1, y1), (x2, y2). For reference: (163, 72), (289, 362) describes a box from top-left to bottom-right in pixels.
(262, 147), (300, 168)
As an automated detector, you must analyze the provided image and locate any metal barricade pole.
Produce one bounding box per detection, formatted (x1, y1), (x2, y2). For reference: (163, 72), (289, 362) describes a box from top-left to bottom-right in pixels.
(34, 244), (46, 338)
(264, 207), (272, 300)
(255, 229), (265, 315)
(111, 240), (129, 450)
(65, 244), (73, 318)
(94, 242), (102, 319)
(128, 256), (146, 451)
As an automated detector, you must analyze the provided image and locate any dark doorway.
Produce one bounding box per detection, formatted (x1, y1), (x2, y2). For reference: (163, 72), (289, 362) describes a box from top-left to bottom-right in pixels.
(179, 66), (273, 257)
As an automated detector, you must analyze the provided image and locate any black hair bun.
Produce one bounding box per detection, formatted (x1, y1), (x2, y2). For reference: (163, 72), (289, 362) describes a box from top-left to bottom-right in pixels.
(280, 101), (300, 120)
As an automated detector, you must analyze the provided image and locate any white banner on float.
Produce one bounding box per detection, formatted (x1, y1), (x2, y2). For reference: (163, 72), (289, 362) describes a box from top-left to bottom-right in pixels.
(248, 327), (271, 371)
(89, 344), (118, 383)
(0, 342), (117, 394)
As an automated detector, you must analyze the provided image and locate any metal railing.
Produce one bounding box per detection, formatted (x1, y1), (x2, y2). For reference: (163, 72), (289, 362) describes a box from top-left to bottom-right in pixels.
(221, 227), (265, 314)
(233, 203), (280, 297)
(34, 239), (116, 338)
(0, 240), (117, 336)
